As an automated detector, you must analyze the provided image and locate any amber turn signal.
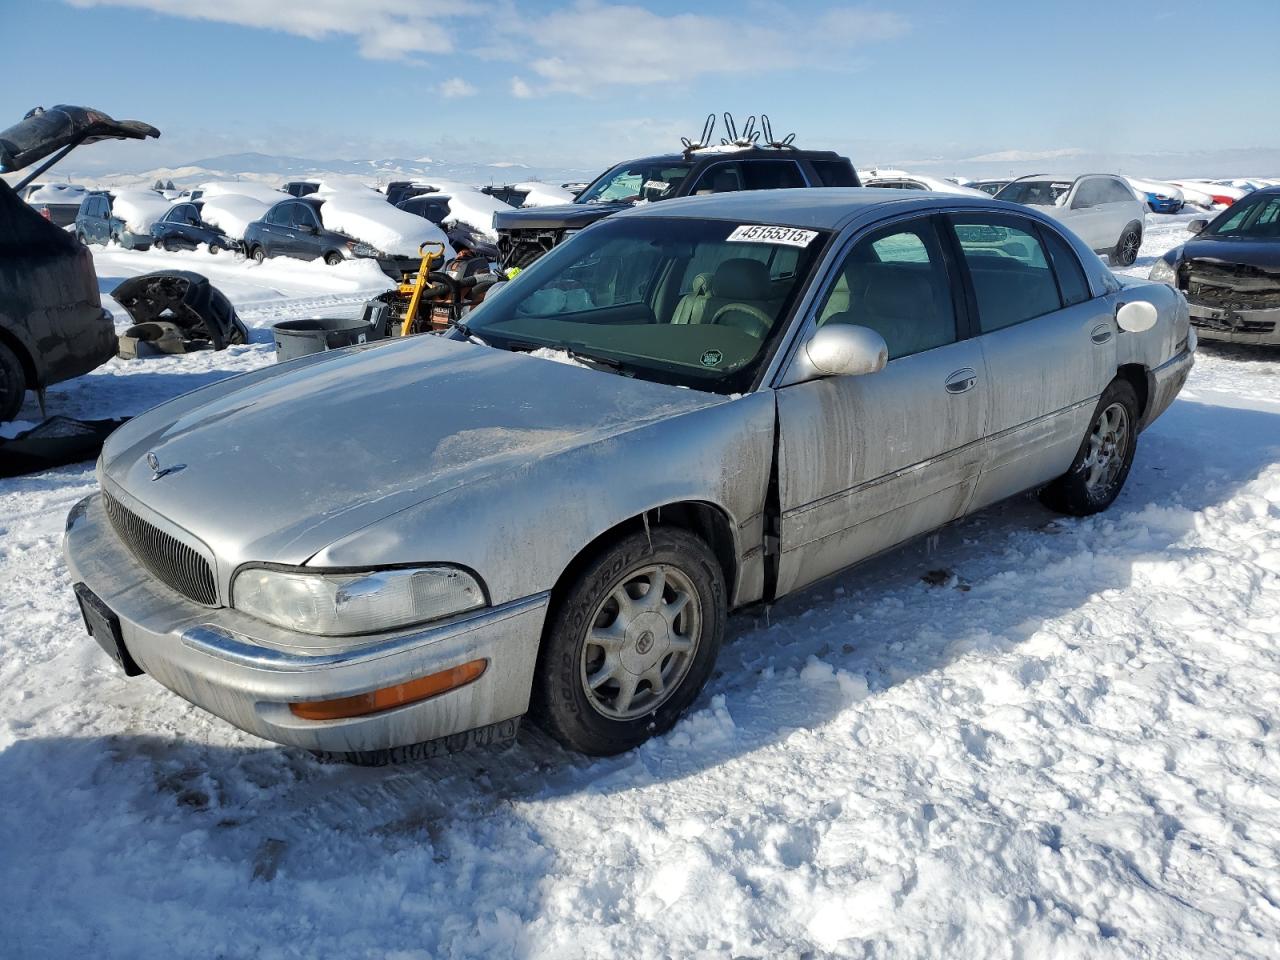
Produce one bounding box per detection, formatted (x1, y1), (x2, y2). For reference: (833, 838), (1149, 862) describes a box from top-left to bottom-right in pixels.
(288, 659), (487, 721)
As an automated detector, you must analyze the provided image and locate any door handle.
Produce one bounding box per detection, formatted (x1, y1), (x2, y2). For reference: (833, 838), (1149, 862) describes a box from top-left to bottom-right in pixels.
(945, 367), (978, 394)
(1090, 322), (1114, 344)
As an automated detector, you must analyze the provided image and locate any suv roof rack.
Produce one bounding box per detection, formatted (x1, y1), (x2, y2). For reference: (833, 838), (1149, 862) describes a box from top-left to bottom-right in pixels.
(680, 112), (800, 159)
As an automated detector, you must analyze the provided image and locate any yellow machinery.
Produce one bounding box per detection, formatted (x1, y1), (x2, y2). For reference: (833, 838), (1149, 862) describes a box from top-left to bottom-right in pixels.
(395, 241), (447, 336)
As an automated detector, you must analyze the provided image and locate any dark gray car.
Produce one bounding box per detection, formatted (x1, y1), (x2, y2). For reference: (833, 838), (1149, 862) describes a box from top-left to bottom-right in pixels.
(150, 201), (240, 254)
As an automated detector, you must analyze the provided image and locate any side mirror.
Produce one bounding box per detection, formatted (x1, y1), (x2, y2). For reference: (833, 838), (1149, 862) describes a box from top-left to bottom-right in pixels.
(1116, 300), (1158, 334)
(1186, 218), (1208, 235)
(799, 324), (888, 379)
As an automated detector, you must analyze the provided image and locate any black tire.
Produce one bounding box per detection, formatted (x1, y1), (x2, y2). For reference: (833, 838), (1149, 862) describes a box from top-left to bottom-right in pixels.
(207, 243), (219, 255)
(1040, 379), (1140, 516)
(1113, 225), (1142, 266)
(532, 527), (726, 756)
(74, 230), (87, 246)
(0, 341), (27, 423)
(251, 245), (265, 264)
(324, 251), (343, 266)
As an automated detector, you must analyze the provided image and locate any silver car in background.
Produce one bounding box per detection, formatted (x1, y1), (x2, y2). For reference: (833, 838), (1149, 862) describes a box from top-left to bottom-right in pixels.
(65, 189), (1194, 761)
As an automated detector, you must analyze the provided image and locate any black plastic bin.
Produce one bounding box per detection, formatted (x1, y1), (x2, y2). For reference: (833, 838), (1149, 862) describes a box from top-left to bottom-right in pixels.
(271, 316), (381, 362)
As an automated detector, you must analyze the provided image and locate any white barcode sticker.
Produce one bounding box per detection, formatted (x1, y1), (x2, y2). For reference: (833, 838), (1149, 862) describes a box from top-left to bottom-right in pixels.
(726, 224), (819, 247)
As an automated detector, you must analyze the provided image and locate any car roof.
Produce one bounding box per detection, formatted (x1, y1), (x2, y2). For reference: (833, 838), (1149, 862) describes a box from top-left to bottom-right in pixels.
(608, 148), (841, 167)
(617, 187), (982, 230)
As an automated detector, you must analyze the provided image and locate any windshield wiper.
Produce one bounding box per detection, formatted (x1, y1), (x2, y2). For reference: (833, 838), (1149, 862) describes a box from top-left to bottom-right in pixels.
(560, 345), (626, 372)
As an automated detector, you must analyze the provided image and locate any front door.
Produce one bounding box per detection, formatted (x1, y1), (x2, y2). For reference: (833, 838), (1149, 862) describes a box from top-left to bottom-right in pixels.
(775, 215), (988, 596)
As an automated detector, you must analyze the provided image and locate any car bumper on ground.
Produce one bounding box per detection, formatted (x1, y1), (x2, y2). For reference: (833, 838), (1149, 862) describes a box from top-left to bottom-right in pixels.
(63, 493), (548, 754)
(1187, 301), (1280, 345)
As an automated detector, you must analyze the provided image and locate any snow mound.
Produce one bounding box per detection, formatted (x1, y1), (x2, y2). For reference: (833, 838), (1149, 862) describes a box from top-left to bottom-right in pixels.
(198, 181), (286, 205)
(316, 186), (454, 258)
(514, 181), (576, 207)
(24, 183), (87, 206)
(200, 194), (272, 240)
(110, 190), (171, 234)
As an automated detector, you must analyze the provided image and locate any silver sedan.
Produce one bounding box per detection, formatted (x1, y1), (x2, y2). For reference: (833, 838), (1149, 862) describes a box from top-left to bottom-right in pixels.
(64, 189), (1195, 760)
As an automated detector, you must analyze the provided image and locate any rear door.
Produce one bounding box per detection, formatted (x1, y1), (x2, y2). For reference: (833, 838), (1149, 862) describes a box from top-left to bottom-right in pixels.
(1064, 178), (1109, 250)
(774, 214), (988, 595)
(944, 213), (1116, 509)
(292, 203), (324, 260)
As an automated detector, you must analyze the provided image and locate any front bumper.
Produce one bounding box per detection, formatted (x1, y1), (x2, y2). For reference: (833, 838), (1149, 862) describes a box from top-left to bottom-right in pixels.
(1187, 299), (1280, 345)
(64, 493), (548, 753)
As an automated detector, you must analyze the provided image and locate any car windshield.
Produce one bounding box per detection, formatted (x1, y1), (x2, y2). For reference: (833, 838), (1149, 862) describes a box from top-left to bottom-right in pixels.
(1207, 194), (1280, 239)
(994, 180), (1071, 206)
(575, 161), (694, 204)
(464, 217), (830, 394)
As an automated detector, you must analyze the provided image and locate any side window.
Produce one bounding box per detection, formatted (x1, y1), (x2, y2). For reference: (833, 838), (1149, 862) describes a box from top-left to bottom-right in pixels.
(265, 203), (288, 226)
(293, 204), (320, 230)
(741, 160), (806, 191)
(694, 163), (743, 195)
(808, 159), (857, 187)
(1043, 229), (1092, 306)
(816, 218), (958, 361)
(951, 216), (1062, 332)
(1072, 180), (1103, 209)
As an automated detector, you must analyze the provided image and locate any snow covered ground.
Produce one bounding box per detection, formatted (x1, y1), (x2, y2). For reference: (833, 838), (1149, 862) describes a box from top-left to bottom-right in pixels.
(2, 221), (1279, 958)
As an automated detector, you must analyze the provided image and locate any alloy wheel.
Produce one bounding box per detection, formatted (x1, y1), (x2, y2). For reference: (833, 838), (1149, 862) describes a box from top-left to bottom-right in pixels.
(579, 563), (702, 720)
(1083, 402), (1130, 497)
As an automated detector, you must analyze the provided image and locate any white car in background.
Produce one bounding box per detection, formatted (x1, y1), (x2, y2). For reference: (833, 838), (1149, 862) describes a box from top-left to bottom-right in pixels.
(995, 174), (1147, 265)
(858, 169), (992, 197)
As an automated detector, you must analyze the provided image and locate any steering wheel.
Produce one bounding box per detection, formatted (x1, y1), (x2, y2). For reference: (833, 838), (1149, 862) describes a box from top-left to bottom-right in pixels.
(710, 302), (773, 339)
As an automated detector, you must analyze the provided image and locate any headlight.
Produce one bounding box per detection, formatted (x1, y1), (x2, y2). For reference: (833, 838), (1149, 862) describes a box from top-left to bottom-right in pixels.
(350, 242), (380, 258)
(1148, 258), (1177, 284)
(232, 565), (485, 636)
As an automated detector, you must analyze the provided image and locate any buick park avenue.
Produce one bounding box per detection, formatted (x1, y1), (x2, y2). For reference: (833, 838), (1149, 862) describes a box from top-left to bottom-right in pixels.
(65, 189), (1194, 761)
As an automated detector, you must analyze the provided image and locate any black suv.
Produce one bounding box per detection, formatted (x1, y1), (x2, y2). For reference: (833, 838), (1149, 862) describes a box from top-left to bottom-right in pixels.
(493, 144), (858, 268)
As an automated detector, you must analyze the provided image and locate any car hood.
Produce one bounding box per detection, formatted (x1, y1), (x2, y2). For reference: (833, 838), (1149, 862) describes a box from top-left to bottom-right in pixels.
(0, 105), (158, 173)
(493, 202), (626, 231)
(1181, 235), (1280, 272)
(100, 336), (723, 571)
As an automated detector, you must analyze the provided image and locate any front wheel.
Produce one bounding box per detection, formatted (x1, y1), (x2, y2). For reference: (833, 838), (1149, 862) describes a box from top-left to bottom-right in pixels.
(324, 251), (343, 266)
(1113, 226), (1142, 266)
(532, 527), (726, 755)
(1040, 379), (1139, 516)
(250, 245), (265, 264)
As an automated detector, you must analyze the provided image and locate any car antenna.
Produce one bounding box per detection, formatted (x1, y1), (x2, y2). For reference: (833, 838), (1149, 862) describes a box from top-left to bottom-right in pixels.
(760, 115), (796, 150)
(680, 113), (717, 157)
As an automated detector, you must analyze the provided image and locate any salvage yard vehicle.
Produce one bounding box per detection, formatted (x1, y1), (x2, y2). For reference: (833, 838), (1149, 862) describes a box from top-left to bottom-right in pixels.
(65, 189), (1194, 761)
(74, 190), (161, 251)
(995, 174), (1147, 266)
(22, 181), (88, 226)
(494, 114), (859, 268)
(1149, 185), (1280, 345)
(860, 169), (991, 197)
(0, 104), (158, 421)
(242, 196), (428, 277)
(150, 201), (241, 254)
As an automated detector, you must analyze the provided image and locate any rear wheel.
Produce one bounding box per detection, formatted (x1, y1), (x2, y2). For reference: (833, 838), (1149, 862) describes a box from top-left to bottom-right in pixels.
(1040, 379), (1140, 516)
(532, 527), (726, 756)
(0, 341), (27, 423)
(324, 251), (343, 266)
(1113, 225), (1142, 266)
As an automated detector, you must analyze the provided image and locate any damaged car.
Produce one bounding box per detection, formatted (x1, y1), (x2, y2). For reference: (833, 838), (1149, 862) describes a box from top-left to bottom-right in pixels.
(1149, 185), (1280, 345)
(65, 190), (1193, 762)
(494, 114), (859, 268)
(0, 105), (159, 420)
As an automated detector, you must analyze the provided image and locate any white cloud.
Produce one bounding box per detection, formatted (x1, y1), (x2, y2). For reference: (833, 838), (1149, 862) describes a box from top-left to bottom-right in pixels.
(961, 147), (1086, 163)
(482, 1), (908, 96)
(510, 76), (535, 100)
(438, 77), (478, 98)
(66, 0), (460, 59)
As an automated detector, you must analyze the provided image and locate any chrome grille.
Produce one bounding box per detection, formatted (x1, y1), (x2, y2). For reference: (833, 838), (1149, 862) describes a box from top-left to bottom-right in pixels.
(103, 493), (218, 606)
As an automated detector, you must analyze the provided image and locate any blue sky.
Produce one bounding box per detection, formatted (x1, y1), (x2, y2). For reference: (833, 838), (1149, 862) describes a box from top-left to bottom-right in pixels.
(5, 0), (1280, 177)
